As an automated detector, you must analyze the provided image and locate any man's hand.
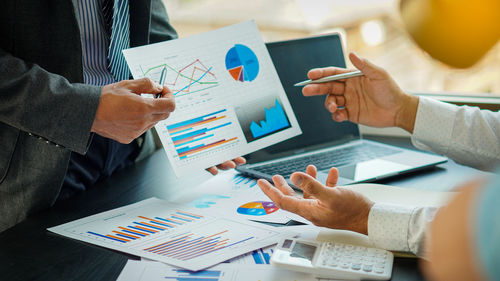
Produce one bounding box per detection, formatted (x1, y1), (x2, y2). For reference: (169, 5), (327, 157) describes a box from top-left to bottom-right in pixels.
(257, 165), (374, 234)
(302, 52), (419, 133)
(206, 157), (246, 175)
(91, 78), (175, 143)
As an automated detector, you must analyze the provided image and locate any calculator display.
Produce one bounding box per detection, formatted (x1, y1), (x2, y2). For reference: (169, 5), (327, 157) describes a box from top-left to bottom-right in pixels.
(290, 242), (317, 262)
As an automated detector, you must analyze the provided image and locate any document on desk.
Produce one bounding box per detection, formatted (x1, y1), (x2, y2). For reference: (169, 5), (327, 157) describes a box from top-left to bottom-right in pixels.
(48, 198), (294, 271)
(117, 260), (317, 281)
(123, 21), (301, 177)
(172, 170), (309, 224)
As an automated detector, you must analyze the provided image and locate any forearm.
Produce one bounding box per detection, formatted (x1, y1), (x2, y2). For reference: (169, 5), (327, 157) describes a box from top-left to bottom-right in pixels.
(0, 48), (101, 154)
(411, 97), (500, 170)
(367, 203), (437, 257)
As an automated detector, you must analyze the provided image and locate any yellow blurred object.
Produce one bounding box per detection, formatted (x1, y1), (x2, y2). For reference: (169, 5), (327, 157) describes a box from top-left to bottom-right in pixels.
(400, 0), (500, 68)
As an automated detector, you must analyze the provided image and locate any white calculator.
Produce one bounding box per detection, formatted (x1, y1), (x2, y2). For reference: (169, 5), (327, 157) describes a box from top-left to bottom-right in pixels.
(271, 238), (393, 280)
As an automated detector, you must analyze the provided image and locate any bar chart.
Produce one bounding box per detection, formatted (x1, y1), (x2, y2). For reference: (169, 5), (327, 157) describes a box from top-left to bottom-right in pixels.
(166, 108), (241, 163)
(49, 198), (286, 271)
(144, 229), (253, 261)
(231, 174), (257, 189)
(165, 268), (222, 280)
(87, 210), (203, 244)
(123, 21), (301, 177)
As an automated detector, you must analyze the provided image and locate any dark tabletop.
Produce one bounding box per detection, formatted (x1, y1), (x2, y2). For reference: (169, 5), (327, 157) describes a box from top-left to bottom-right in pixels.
(0, 136), (488, 281)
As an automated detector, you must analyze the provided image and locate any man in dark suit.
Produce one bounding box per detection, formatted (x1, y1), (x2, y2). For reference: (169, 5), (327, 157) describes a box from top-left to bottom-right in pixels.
(0, 0), (244, 232)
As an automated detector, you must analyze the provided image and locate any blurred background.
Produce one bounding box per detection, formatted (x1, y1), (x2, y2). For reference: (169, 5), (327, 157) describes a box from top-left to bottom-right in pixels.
(163, 0), (500, 97)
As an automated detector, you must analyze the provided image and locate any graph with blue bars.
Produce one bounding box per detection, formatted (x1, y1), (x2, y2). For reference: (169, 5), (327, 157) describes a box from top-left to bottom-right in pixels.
(249, 99), (290, 139)
(87, 211), (203, 244)
(231, 173), (257, 189)
(144, 229), (254, 261)
(167, 109), (238, 160)
(165, 268), (222, 281)
(251, 247), (273, 264)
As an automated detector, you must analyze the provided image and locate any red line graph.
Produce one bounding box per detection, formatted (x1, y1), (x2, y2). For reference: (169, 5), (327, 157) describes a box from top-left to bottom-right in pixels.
(165, 59), (217, 94)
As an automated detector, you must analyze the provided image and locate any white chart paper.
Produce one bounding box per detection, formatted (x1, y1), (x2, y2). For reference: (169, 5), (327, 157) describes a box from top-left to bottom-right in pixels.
(123, 21), (301, 177)
(48, 198), (292, 271)
(117, 260), (317, 281)
(173, 170), (310, 224)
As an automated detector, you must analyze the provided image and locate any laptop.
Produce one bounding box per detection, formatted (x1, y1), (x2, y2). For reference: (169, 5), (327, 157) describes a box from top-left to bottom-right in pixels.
(236, 34), (447, 186)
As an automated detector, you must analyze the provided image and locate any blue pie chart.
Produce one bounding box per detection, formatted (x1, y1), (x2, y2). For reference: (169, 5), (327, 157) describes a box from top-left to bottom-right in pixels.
(225, 44), (259, 82)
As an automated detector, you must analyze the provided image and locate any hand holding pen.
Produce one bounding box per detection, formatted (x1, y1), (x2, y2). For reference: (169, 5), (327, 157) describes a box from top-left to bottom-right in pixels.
(298, 52), (419, 133)
(155, 65), (168, 99)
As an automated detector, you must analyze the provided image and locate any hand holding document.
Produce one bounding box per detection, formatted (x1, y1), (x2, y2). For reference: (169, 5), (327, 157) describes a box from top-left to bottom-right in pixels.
(123, 21), (301, 177)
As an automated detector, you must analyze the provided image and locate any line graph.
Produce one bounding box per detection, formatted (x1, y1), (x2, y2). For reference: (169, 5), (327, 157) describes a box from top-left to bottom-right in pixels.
(139, 59), (218, 97)
(123, 21), (302, 177)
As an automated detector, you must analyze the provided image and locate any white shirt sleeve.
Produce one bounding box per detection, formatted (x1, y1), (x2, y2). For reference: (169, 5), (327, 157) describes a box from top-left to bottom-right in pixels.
(368, 203), (437, 257)
(411, 97), (500, 171)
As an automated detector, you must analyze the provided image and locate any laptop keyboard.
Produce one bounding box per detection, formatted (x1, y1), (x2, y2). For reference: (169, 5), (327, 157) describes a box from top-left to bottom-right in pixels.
(252, 143), (401, 178)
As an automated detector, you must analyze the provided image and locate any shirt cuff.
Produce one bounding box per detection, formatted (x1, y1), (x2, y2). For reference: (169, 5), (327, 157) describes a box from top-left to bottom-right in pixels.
(368, 203), (416, 252)
(411, 97), (458, 153)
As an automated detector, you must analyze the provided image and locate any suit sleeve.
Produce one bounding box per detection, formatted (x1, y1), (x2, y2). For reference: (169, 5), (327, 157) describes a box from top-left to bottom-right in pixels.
(0, 48), (101, 154)
(149, 0), (178, 43)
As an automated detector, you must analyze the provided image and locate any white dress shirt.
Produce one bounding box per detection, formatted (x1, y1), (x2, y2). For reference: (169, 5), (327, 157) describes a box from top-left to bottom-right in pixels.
(367, 97), (500, 257)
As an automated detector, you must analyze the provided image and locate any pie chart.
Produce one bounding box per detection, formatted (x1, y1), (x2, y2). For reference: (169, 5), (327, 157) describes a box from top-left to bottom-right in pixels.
(237, 201), (278, 216)
(225, 44), (259, 82)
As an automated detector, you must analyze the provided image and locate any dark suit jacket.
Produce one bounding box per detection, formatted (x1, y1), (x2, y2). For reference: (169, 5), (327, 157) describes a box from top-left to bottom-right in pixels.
(0, 0), (177, 232)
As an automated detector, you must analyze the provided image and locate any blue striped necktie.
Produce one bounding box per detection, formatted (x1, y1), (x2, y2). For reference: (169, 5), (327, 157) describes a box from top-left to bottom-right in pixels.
(106, 0), (130, 82)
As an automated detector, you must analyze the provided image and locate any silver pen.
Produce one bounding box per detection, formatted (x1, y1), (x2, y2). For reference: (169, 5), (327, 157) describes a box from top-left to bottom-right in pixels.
(294, 70), (363, 87)
(155, 65), (167, 98)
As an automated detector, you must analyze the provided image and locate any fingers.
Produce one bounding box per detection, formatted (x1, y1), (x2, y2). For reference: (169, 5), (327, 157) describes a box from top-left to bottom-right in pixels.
(305, 165), (317, 178)
(150, 92), (176, 114)
(348, 52), (387, 80)
(290, 172), (332, 202)
(158, 85), (173, 98)
(272, 175), (296, 196)
(325, 95), (345, 112)
(206, 166), (218, 175)
(303, 82), (345, 97)
(126, 78), (163, 94)
(258, 179), (285, 202)
(326, 167), (339, 187)
(233, 157), (246, 166)
(307, 67), (352, 80)
(213, 157), (246, 171)
(304, 165), (318, 199)
(332, 108), (349, 122)
(216, 161), (236, 170)
(258, 179), (308, 216)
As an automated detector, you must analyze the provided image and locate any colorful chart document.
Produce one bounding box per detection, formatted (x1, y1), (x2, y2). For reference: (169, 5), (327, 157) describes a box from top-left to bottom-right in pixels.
(173, 170), (309, 224)
(48, 198), (293, 271)
(123, 21), (301, 177)
(117, 260), (317, 281)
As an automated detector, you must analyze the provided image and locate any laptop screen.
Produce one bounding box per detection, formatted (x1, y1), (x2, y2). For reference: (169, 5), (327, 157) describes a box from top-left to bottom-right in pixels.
(246, 34), (360, 163)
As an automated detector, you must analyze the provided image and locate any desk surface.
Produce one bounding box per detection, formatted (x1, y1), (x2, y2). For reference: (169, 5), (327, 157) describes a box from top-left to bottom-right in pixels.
(0, 136), (488, 281)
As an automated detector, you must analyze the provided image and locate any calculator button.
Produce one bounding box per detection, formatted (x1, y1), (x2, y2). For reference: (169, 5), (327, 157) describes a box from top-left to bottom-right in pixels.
(340, 262), (350, 268)
(375, 266), (385, 274)
(351, 264), (361, 271)
(363, 265), (373, 272)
